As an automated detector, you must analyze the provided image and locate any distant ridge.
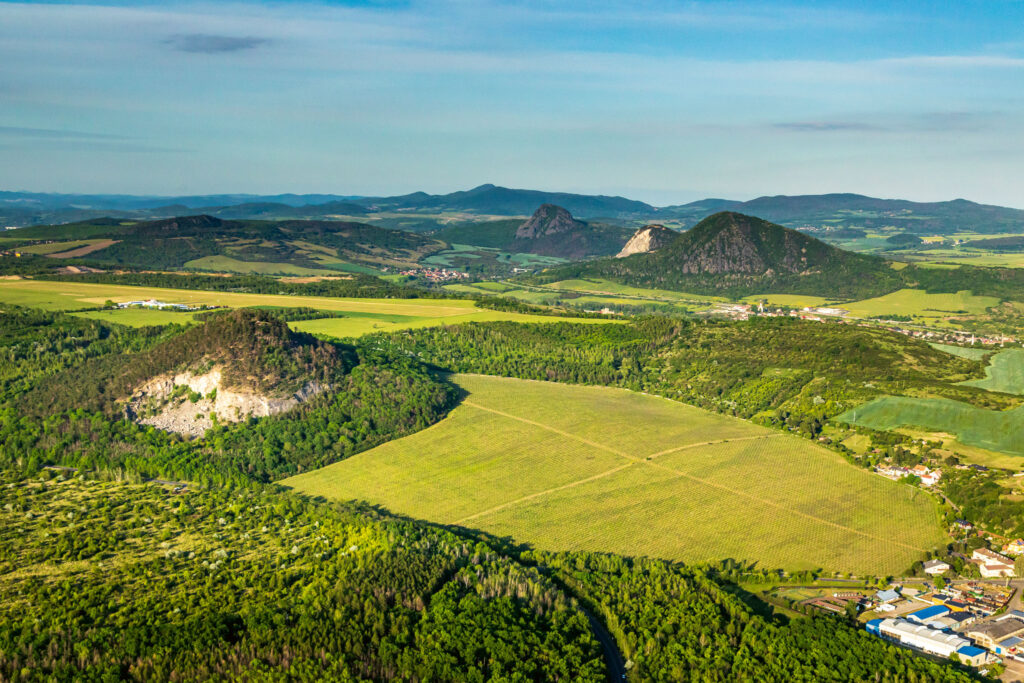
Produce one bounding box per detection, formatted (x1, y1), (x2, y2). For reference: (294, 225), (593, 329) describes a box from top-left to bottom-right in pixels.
(4, 186), (1024, 233)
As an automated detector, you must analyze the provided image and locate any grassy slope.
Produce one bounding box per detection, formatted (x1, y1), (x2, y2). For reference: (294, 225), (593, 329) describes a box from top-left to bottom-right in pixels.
(841, 397), (1024, 457)
(960, 348), (1024, 394)
(286, 374), (948, 575)
(843, 348), (1024, 459)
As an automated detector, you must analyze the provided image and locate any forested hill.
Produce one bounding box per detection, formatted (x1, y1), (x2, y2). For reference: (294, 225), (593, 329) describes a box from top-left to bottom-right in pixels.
(26, 309), (350, 417)
(5, 214), (446, 270)
(536, 211), (902, 299)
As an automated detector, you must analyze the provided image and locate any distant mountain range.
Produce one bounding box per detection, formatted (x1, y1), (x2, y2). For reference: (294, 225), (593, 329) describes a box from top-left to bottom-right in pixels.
(5, 185), (1024, 234)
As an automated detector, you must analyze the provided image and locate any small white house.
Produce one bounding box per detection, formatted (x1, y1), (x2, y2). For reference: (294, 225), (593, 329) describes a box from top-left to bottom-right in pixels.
(923, 559), (950, 575)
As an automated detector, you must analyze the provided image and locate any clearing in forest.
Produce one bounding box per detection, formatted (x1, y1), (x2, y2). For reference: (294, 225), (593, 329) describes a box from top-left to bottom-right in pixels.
(285, 374), (948, 575)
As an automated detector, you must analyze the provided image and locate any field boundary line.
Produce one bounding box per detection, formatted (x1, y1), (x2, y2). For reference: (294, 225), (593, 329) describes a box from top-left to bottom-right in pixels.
(454, 463), (636, 525)
(461, 400), (928, 553)
(462, 401), (638, 460)
(645, 433), (783, 460)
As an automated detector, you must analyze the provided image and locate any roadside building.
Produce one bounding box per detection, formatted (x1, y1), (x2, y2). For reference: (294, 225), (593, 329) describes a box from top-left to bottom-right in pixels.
(875, 589), (901, 604)
(923, 559), (950, 575)
(972, 548), (1016, 578)
(955, 645), (992, 666)
(965, 617), (1024, 652)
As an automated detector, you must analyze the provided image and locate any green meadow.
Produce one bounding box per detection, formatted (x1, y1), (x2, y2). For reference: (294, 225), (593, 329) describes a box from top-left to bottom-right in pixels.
(959, 348), (1024, 395)
(840, 396), (1024, 459)
(841, 289), (999, 320)
(286, 374), (948, 575)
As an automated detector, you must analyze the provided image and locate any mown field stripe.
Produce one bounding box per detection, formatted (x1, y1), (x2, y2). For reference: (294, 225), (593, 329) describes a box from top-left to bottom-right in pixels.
(454, 462), (637, 525)
(645, 433), (783, 460)
(460, 400), (928, 553)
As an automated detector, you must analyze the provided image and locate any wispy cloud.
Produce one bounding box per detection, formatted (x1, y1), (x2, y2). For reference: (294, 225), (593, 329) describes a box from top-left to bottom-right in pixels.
(774, 121), (885, 133)
(164, 34), (269, 54)
(0, 125), (129, 140)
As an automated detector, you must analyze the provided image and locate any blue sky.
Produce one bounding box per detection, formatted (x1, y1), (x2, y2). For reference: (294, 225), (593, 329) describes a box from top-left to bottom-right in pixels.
(1, 0), (1023, 205)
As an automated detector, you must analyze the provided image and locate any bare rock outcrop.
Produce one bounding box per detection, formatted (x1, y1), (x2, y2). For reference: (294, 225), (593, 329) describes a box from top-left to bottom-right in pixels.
(616, 224), (676, 258)
(126, 367), (327, 439)
(515, 204), (586, 239)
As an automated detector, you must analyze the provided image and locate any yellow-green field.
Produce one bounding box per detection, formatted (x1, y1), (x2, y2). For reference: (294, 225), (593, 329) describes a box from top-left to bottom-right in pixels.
(908, 250), (1024, 269)
(841, 289), (999, 320)
(71, 308), (201, 327)
(740, 294), (835, 308)
(184, 255), (339, 276)
(0, 278), (614, 337)
(18, 240), (99, 255)
(544, 278), (726, 302)
(286, 374), (948, 574)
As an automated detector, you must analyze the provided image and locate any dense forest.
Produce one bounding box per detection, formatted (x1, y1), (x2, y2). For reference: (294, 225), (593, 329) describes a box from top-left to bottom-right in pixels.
(532, 551), (979, 682)
(377, 316), (1009, 426)
(0, 472), (604, 681)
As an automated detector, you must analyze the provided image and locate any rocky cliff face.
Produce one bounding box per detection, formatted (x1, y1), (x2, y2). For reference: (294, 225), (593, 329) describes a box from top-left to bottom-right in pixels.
(126, 367), (327, 439)
(616, 224), (676, 258)
(515, 204), (586, 239)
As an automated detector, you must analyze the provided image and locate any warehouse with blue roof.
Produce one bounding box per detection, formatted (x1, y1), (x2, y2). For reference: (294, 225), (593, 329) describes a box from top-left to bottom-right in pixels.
(908, 605), (950, 624)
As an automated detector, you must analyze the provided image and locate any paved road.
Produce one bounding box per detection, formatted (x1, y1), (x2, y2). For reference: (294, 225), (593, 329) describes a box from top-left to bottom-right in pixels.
(582, 608), (628, 683)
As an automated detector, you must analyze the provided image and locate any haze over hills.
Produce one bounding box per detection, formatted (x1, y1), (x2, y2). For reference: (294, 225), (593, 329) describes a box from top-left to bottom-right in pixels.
(6, 185), (1024, 235)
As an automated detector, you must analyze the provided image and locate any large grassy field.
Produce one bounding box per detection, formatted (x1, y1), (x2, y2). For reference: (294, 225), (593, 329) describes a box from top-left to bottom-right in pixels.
(544, 278), (726, 302)
(285, 374), (948, 575)
(0, 278), (615, 337)
(71, 308), (201, 327)
(841, 289), (999, 320)
(184, 255), (341, 276)
(960, 348), (1024, 395)
(840, 397), (1024, 460)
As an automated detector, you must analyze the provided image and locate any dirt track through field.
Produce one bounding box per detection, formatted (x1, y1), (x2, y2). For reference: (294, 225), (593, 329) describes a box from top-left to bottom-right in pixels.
(457, 401), (928, 552)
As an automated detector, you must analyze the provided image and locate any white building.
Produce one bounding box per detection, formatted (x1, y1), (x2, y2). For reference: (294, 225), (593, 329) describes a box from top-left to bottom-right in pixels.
(923, 559), (950, 575)
(874, 618), (971, 658)
(973, 548), (1016, 578)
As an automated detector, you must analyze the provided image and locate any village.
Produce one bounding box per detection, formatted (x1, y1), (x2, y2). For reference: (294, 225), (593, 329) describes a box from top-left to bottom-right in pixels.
(711, 302), (1017, 347)
(394, 267), (469, 282)
(773, 540), (1024, 674)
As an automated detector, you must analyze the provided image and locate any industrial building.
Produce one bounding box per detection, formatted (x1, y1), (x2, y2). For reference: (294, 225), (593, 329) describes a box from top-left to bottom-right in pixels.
(866, 618), (971, 658)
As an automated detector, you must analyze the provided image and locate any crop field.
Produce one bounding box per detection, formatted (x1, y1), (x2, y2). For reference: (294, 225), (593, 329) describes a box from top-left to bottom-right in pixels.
(184, 255), (340, 276)
(741, 294), (834, 308)
(544, 279), (726, 302)
(959, 348), (1024, 395)
(71, 308), (200, 327)
(929, 342), (990, 360)
(840, 397), (1024, 459)
(841, 289), (999, 320)
(0, 278), (613, 337)
(286, 374), (948, 574)
(17, 239), (103, 256)
(906, 250), (1024, 269)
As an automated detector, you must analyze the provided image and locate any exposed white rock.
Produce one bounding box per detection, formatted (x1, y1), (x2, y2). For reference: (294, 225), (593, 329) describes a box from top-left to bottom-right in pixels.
(126, 367), (327, 438)
(616, 224), (676, 258)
